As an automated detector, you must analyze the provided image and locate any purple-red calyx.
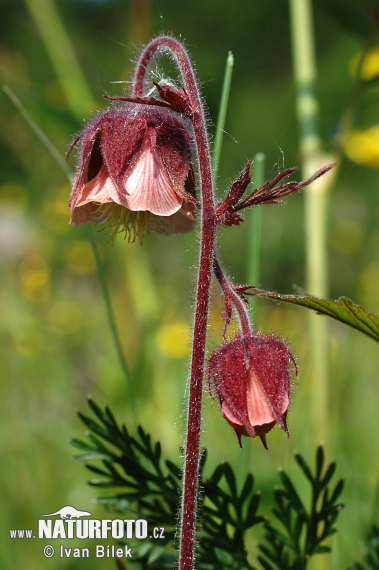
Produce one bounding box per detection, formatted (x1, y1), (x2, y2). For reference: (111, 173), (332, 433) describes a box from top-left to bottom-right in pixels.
(208, 333), (296, 449)
(68, 103), (197, 242)
(215, 160), (336, 227)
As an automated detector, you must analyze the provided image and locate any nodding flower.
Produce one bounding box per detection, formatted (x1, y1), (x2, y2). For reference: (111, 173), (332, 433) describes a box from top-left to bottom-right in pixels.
(208, 333), (296, 449)
(68, 103), (197, 242)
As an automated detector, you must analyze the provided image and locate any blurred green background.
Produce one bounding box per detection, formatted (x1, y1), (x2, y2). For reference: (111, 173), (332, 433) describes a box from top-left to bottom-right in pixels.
(1, 0), (379, 568)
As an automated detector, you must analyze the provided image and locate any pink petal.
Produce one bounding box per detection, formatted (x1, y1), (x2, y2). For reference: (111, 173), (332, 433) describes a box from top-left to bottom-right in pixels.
(221, 402), (250, 436)
(221, 401), (244, 427)
(70, 203), (99, 226)
(149, 201), (197, 235)
(246, 369), (286, 426)
(74, 164), (119, 207)
(123, 135), (182, 216)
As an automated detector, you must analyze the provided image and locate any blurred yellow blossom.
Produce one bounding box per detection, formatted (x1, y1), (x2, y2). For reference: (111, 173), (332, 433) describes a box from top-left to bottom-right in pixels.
(350, 48), (379, 81)
(344, 125), (379, 167)
(18, 252), (50, 303)
(155, 322), (191, 359)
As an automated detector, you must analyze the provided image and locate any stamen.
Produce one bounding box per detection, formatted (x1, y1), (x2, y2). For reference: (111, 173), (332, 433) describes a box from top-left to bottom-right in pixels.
(92, 202), (157, 244)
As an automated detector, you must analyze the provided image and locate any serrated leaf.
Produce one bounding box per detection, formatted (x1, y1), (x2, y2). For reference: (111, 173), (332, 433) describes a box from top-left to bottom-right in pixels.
(240, 474), (254, 506)
(316, 446), (325, 480)
(73, 452), (111, 461)
(321, 462), (337, 489)
(223, 463), (237, 497)
(86, 433), (113, 456)
(85, 464), (113, 477)
(77, 412), (114, 443)
(249, 288), (379, 342)
(209, 464), (224, 485)
(294, 452), (314, 484)
(165, 460), (181, 480)
(87, 397), (107, 422)
(293, 513), (305, 544)
(245, 493), (262, 526)
(278, 470), (305, 514)
(69, 438), (96, 452)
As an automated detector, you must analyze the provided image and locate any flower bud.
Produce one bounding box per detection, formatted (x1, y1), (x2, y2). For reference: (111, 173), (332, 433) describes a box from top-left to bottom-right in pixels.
(208, 334), (296, 448)
(68, 103), (197, 242)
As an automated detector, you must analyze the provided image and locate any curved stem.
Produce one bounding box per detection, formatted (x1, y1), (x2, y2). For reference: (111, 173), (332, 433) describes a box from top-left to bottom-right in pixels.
(132, 36), (216, 569)
(213, 256), (252, 337)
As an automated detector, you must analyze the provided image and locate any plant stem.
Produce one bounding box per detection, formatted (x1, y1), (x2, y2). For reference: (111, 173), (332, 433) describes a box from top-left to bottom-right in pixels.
(289, 0), (330, 444)
(2, 86), (73, 181)
(213, 256), (252, 336)
(23, 0), (94, 120)
(248, 153), (265, 314)
(212, 51), (234, 181)
(132, 36), (217, 569)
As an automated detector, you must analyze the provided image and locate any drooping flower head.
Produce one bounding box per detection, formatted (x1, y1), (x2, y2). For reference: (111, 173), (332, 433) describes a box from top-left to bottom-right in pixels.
(68, 103), (197, 242)
(208, 333), (296, 449)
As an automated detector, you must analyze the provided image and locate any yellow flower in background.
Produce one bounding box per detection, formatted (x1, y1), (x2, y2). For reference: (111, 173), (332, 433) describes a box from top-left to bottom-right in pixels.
(155, 322), (191, 359)
(344, 49), (379, 168)
(350, 48), (379, 81)
(18, 252), (50, 304)
(344, 125), (379, 168)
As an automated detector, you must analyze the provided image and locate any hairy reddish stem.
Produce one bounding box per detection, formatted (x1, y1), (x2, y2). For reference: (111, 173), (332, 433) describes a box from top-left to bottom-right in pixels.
(213, 256), (252, 336)
(133, 36), (216, 569)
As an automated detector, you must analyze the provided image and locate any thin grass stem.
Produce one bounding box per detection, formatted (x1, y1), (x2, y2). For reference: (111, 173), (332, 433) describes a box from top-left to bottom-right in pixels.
(23, 0), (94, 120)
(289, 0), (330, 473)
(212, 51), (234, 182)
(248, 153), (265, 313)
(3, 86), (73, 181)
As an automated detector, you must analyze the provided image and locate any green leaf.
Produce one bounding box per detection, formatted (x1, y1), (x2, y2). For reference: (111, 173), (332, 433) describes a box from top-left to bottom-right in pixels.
(330, 480), (344, 504)
(73, 399), (264, 569)
(259, 447), (344, 569)
(316, 445), (325, 480)
(249, 288), (379, 342)
(278, 469), (306, 514)
(320, 462), (337, 489)
(73, 452), (111, 462)
(223, 463), (237, 497)
(294, 451), (314, 484)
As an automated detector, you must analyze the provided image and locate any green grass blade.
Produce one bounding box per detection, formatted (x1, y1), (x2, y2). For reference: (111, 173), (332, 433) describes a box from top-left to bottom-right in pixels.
(212, 50), (234, 182)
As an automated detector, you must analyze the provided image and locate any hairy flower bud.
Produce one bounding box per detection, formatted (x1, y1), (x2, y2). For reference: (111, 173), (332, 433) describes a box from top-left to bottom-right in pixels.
(208, 334), (296, 448)
(68, 103), (197, 242)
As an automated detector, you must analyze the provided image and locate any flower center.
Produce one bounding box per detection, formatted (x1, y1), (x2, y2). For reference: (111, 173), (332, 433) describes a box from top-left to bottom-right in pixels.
(93, 202), (149, 243)
(92, 202), (166, 243)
